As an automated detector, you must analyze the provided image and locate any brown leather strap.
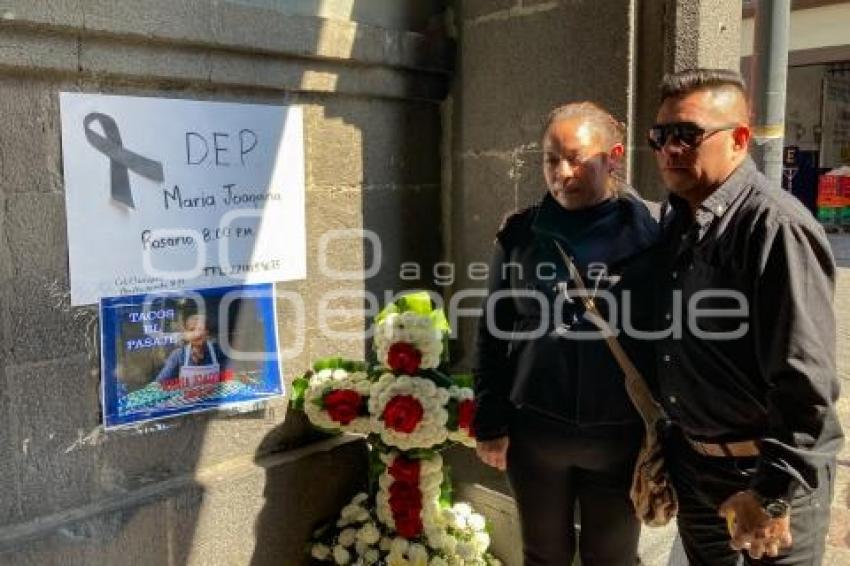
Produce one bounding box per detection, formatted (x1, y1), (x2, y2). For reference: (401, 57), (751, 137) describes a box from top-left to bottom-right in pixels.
(552, 240), (666, 429)
(686, 438), (760, 458)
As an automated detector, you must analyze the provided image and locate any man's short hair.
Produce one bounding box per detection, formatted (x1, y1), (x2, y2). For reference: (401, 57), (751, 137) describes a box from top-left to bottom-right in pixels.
(660, 68), (746, 101)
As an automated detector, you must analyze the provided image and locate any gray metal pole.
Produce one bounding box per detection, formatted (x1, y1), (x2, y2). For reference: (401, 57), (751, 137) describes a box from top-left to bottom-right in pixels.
(748, 0), (791, 187)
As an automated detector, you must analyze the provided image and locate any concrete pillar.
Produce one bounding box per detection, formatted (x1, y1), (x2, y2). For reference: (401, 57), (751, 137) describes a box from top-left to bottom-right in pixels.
(632, 0), (743, 201)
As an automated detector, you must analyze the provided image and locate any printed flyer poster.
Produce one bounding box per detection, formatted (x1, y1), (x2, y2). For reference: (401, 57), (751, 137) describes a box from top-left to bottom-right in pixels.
(99, 283), (283, 428)
(60, 93), (306, 305)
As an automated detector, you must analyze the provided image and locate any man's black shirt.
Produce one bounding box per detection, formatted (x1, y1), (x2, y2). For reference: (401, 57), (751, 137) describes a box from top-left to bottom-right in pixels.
(655, 157), (843, 499)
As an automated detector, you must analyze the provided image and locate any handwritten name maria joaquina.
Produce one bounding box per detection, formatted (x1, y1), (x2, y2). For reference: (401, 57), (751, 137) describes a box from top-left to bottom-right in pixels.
(134, 129), (285, 252)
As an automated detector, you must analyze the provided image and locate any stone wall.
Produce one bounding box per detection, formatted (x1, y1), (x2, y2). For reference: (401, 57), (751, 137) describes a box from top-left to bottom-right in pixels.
(0, 1), (449, 564)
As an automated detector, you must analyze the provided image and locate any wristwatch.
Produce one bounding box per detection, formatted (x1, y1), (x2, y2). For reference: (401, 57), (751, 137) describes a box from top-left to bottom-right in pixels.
(755, 493), (791, 518)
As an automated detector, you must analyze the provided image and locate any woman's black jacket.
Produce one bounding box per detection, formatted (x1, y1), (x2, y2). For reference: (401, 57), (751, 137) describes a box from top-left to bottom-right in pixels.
(472, 192), (661, 440)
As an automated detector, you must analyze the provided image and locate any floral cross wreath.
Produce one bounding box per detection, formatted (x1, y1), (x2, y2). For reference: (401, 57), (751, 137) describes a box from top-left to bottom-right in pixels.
(291, 292), (500, 566)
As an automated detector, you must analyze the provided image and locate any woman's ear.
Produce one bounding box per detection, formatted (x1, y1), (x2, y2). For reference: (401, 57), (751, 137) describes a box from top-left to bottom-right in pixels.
(609, 143), (625, 160)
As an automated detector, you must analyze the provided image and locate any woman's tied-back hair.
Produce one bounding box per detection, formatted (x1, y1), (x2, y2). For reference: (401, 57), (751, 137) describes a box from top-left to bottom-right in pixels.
(543, 101), (627, 191)
(544, 101), (626, 148)
(659, 68), (746, 102)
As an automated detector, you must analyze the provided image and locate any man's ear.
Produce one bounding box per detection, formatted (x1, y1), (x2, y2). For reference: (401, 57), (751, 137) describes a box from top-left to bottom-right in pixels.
(732, 126), (751, 151)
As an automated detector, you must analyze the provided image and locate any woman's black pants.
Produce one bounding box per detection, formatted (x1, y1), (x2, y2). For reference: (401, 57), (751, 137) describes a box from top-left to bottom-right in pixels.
(506, 411), (644, 566)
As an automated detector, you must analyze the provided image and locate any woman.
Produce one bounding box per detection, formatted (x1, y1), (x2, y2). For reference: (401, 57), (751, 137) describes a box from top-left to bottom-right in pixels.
(473, 102), (660, 565)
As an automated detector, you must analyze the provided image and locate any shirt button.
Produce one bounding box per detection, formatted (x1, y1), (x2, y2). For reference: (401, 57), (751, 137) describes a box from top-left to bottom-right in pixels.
(671, 271), (678, 280)
(663, 354), (671, 363)
(669, 395), (677, 404)
(664, 312), (672, 321)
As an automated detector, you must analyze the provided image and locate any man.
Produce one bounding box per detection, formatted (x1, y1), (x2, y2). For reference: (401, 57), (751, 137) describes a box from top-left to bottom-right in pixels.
(155, 314), (230, 386)
(651, 68), (843, 565)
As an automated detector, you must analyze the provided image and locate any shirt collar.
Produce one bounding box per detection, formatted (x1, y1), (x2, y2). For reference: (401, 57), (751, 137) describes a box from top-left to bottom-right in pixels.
(667, 157), (756, 228)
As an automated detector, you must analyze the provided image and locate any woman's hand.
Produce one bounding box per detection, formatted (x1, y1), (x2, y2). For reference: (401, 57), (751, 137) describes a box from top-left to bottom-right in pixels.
(475, 436), (510, 471)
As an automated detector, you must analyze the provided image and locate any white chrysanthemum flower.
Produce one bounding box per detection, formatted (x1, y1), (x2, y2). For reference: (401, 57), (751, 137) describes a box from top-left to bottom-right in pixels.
(455, 541), (476, 561)
(441, 533), (458, 554)
(407, 543), (429, 564)
(355, 508), (370, 522)
(376, 489), (394, 529)
(338, 528), (358, 548)
(471, 531), (491, 554)
(352, 492), (369, 505)
(379, 537), (393, 552)
(333, 544), (351, 565)
(429, 558), (449, 566)
(467, 513), (486, 532)
(424, 526), (444, 549)
(453, 503), (473, 518)
(442, 507), (466, 530)
(390, 537), (409, 556)
(341, 504), (365, 521)
(354, 540), (369, 557)
(357, 522), (381, 546)
(311, 543), (331, 560)
(364, 549), (380, 564)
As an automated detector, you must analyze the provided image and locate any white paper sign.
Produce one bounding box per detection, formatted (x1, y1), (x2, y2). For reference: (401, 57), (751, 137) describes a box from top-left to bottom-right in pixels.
(821, 75), (850, 168)
(60, 93), (306, 305)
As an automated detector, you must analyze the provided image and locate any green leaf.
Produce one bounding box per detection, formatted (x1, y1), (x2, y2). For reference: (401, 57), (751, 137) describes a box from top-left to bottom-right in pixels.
(311, 357), (367, 373)
(446, 398), (459, 430)
(374, 303), (399, 325)
(419, 368), (454, 388)
(290, 375), (310, 410)
(439, 464), (454, 507)
(397, 291), (433, 315)
(312, 357), (342, 372)
(429, 308), (451, 332)
(368, 445), (387, 493)
(405, 448), (431, 460)
(450, 373), (475, 389)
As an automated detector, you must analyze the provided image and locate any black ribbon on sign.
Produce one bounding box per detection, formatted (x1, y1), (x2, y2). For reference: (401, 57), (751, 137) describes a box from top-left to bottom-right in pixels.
(83, 112), (164, 209)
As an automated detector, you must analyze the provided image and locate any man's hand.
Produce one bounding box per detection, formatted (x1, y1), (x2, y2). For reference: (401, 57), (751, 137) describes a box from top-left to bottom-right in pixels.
(475, 436), (509, 471)
(719, 491), (792, 559)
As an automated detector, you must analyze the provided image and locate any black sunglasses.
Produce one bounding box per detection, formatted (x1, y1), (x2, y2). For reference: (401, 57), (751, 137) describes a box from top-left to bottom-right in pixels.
(647, 122), (738, 151)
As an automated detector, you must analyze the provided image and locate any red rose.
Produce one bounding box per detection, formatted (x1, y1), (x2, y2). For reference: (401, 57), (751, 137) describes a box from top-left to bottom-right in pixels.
(389, 481), (422, 507)
(457, 399), (476, 434)
(389, 482), (424, 538)
(387, 342), (423, 375)
(389, 456), (421, 484)
(323, 389), (362, 425)
(394, 515), (424, 538)
(382, 395), (424, 433)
